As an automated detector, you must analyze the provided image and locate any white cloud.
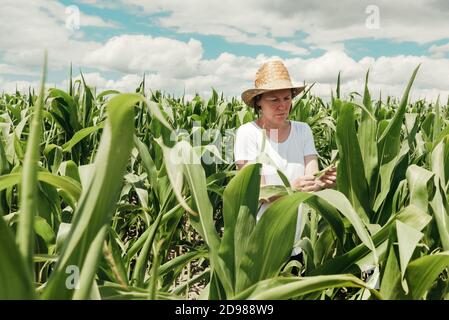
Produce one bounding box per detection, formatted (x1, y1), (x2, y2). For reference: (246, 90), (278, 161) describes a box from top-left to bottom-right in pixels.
(429, 43), (449, 58)
(0, 0), (116, 70)
(1, 1), (448, 103)
(62, 72), (143, 93)
(287, 51), (362, 84)
(84, 35), (270, 96)
(38, 0), (118, 28)
(0, 72), (143, 94)
(83, 35), (203, 77)
(0, 64), (38, 76)
(70, 51), (449, 104)
(122, 0), (449, 53)
(78, 0), (121, 10)
(0, 78), (38, 93)
(2, 32), (449, 103)
(122, 0), (310, 56)
(284, 52), (449, 101)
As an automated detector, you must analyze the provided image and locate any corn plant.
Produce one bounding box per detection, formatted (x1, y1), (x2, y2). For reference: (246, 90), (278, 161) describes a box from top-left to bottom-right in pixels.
(1, 57), (449, 300)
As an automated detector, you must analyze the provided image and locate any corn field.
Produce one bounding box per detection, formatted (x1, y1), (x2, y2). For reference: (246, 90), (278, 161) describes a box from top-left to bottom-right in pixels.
(1, 60), (449, 300)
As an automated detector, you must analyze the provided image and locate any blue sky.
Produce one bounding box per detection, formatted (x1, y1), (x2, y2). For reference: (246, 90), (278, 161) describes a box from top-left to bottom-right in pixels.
(1, 0), (449, 100)
(57, 0), (449, 61)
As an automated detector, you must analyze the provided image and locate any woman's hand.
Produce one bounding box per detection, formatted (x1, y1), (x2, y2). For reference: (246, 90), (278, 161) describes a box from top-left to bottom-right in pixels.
(317, 167), (337, 189)
(292, 175), (325, 192)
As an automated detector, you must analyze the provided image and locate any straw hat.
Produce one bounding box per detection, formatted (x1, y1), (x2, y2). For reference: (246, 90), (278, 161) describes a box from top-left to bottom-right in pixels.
(241, 60), (305, 108)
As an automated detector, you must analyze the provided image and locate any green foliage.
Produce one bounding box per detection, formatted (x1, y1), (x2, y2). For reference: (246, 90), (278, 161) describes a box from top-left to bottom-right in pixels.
(1, 61), (449, 300)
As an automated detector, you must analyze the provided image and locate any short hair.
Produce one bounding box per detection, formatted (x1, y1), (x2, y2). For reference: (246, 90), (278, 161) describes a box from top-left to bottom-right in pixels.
(254, 95), (262, 114)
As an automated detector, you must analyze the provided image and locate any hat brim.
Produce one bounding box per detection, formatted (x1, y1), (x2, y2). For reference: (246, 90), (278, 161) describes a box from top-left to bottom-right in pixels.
(241, 85), (306, 108)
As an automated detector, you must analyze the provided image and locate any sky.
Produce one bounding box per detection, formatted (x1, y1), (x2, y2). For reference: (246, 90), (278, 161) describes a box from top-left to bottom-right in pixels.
(1, 0), (449, 102)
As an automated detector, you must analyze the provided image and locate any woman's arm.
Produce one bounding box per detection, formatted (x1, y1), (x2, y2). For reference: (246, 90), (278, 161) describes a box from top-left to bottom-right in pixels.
(304, 154), (319, 175)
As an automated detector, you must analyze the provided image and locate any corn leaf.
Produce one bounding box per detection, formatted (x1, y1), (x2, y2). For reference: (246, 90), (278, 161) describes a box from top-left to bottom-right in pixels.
(406, 252), (449, 299)
(234, 274), (382, 300)
(336, 102), (371, 221)
(42, 93), (144, 299)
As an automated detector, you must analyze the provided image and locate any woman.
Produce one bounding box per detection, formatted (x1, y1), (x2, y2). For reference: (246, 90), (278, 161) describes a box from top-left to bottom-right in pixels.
(234, 60), (337, 257)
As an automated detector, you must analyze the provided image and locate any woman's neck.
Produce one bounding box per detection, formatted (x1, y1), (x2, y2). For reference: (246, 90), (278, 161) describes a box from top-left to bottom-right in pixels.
(256, 118), (290, 131)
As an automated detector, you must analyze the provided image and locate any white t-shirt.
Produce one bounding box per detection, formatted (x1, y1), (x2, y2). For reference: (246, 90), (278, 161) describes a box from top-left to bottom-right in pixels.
(234, 120), (318, 256)
(234, 120), (318, 184)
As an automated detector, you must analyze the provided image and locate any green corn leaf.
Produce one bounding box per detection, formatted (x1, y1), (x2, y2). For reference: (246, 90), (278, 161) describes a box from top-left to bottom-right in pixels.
(406, 165), (434, 212)
(432, 96), (441, 142)
(0, 215), (34, 299)
(0, 172), (81, 203)
(406, 252), (449, 300)
(357, 70), (378, 193)
(219, 163), (261, 295)
(97, 90), (120, 101)
(336, 102), (371, 221)
(159, 139), (233, 297)
(234, 274), (382, 300)
(312, 205), (430, 276)
(431, 136), (449, 190)
(235, 192), (314, 293)
(379, 241), (406, 299)
(430, 181), (449, 251)
(131, 212), (163, 287)
(373, 141), (409, 213)
(314, 189), (376, 259)
(17, 53), (47, 278)
(42, 93), (144, 299)
(62, 122), (105, 153)
(395, 220), (423, 285)
(377, 65), (420, 164)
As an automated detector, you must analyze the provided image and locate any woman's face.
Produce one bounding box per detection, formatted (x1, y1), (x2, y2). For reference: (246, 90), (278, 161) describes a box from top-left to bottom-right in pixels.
(257, 89), (292, 125)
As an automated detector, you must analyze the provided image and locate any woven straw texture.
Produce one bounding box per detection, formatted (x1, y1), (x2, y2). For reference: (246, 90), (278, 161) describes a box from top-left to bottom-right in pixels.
(241, 60), (305, 108)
